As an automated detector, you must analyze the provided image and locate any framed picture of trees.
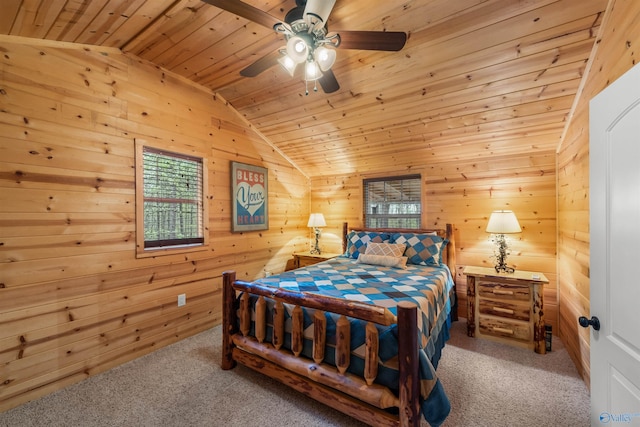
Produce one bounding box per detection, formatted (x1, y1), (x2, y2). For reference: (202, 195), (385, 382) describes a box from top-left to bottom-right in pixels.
(231, 161), (268, 232)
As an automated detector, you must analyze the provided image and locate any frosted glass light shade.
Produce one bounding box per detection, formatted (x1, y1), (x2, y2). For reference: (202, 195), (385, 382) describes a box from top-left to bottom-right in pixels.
(278, 55), (297, 76)
(314, 46), (336, 71)
(286, 36), (308, 64)
(486, 210), (521, 234)
(307, 213), (326, 228)
(305, 61), (322, 81)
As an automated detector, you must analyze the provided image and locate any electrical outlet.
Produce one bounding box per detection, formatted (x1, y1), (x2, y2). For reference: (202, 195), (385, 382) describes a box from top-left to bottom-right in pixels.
(177, 293), (186, 307)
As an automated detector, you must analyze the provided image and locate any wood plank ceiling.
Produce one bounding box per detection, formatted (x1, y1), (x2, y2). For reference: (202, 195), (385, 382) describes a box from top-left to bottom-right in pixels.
(1, 0), (607, 178)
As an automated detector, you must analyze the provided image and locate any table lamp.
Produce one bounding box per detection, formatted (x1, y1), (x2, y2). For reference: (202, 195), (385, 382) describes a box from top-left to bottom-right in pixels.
(486, 210), (521, 273)
(307, 213), (326, 254)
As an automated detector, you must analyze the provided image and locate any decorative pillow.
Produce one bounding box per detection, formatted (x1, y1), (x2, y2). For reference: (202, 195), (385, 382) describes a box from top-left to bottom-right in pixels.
(390, 233), (448, 266)
(345, 231), (390, 259)
(357, 254), (408, 269)
(364, 242), (406, 258)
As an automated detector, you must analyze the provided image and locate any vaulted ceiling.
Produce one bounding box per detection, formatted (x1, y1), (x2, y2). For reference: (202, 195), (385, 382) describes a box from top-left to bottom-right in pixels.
(1, 0), (607, 177)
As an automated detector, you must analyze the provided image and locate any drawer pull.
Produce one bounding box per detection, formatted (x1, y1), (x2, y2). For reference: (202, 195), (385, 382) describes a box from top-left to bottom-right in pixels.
(492, 289), (514, 296)
(492, 327), (514, 335)
(493, 307), (514, 314)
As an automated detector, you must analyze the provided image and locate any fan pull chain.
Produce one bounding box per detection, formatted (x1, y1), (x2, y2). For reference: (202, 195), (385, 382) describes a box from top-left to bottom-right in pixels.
(304, 78), (319, 96)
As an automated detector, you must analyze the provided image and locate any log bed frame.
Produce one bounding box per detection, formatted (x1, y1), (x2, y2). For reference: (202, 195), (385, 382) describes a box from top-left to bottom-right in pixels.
(221, 223), (457, 427)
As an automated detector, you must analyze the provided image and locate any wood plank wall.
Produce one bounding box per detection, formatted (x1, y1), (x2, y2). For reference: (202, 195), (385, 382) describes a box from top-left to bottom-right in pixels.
(557, 0), (640, 387)
(311, 152), (558, 329)
(0, 36), (309, 412)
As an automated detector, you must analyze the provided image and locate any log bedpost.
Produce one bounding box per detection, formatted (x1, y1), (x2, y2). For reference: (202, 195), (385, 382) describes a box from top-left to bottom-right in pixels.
(342, 222), (348, 254)
(397, 301), (420, 427)
(222, 271), (237, 370)
(445, 223), (458, 321)
(445, 223), (456, 276)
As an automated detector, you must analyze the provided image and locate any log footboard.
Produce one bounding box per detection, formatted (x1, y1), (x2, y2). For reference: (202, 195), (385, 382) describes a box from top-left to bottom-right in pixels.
(221, 270), (421, 427)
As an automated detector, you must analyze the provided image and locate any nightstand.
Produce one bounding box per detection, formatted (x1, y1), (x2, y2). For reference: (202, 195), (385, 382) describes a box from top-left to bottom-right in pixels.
(463, 266), (549, 354)
(292, 251), (341, 269)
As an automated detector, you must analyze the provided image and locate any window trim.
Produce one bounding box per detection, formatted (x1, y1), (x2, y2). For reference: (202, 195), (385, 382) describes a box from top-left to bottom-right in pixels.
(363, 174), (422, 229)
(135, 139), (209, 258)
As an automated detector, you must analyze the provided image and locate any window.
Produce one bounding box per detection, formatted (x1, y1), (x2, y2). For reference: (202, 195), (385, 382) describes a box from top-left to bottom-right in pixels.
(135, 140), (208, 256)
(363, 175), (421, 229)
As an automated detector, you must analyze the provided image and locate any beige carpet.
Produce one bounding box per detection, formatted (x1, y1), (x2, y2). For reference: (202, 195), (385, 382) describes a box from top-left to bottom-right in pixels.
(0, 319), (589, 427)
(438, 320), (589, 426)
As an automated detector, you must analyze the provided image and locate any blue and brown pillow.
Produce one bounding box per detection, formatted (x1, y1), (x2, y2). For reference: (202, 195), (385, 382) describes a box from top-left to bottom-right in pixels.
(390, 233), (448, 266)
(344, 231), (391, 259)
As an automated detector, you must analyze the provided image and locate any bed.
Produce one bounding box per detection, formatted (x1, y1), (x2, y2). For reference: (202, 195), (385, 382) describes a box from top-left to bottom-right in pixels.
(221, 223), (457, 427)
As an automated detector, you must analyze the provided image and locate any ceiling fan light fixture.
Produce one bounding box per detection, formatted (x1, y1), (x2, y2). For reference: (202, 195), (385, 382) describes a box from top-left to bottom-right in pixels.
(286, 36), (308, 64)
(204, 0), (409, 95)
(314, 46), (336, 71)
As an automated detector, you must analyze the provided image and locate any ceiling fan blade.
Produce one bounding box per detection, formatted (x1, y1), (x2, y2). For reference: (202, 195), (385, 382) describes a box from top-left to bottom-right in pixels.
(336, 30), (407, 51)
(318, 69), (340, 93)
(240, 50), (281, 77)
(201, 0), (281, 29)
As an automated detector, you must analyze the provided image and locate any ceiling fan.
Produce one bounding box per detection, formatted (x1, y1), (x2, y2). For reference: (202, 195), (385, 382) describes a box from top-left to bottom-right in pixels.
(202, 0), (408, 94)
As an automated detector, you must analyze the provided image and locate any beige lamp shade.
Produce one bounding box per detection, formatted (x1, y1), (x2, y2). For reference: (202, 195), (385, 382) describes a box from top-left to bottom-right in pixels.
(486, 210), (521, 234)
(307, 213), (326, 228)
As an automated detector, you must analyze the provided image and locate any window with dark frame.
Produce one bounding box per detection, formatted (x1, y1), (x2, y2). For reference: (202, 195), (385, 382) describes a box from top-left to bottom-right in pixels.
(141, 146), (204, 249)
(363, 175), (422, 229)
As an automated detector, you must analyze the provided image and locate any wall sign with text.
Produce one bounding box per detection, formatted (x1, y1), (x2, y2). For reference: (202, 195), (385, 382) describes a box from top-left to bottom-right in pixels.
(231, 161), (268, 232)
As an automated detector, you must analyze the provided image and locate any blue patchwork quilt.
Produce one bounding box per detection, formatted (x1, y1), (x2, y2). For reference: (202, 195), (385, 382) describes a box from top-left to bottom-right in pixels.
(249, 255), (454, 426)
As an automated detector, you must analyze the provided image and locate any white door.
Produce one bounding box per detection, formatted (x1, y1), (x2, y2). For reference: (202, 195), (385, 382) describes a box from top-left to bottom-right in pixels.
(589, 62), (640, 425)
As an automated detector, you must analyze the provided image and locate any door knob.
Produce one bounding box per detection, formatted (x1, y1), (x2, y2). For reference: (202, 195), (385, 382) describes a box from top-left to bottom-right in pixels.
(578, 316), (601, 331)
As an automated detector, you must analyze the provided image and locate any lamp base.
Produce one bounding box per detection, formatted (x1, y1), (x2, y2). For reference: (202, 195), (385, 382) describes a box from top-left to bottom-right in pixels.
(492, 234), (514, 273)
(494, 264), (515, 274)
(310, 228), (321, 255)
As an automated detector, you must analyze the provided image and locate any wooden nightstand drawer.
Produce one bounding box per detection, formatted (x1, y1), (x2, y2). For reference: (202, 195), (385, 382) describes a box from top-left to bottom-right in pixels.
(478, 299), (530, 321)
(477, 281), (530, 301)
(478, 316), (531, 342)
